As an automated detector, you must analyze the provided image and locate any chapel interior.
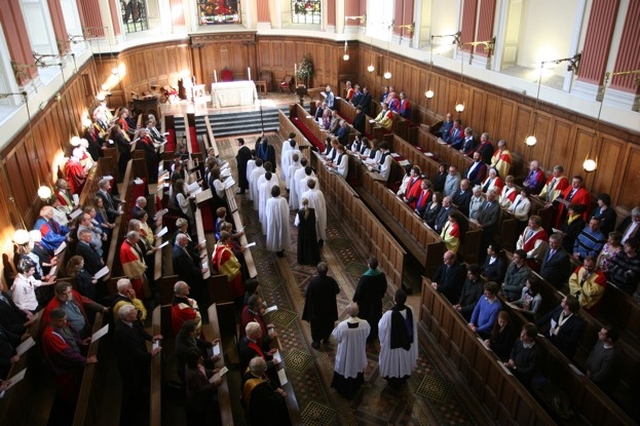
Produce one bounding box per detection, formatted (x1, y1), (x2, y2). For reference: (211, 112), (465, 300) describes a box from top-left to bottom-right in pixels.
(0, 0), (639, 425)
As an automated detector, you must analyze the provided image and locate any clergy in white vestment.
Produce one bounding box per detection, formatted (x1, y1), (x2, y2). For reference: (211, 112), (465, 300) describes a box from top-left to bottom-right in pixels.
(245, 153), (257, 199)
(290, 158), (309, 210)
(265, 185), (290, 257)
(258, 172), (279, 234)
(300, 179), (327, 245)
(330, 303), (370, 399)
(287, 152), (302, 193)
(328, 144), (349, 179)
(377, 142), (394, 181)
(249, 159), (265, 209)
(280, 135), (297, 183)
(378, 289), (418, 388)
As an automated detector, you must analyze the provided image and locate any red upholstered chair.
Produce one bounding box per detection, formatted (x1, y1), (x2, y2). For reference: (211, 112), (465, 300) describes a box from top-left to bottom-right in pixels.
(221, 68), (234, 82)
(280, 75), (294, 92)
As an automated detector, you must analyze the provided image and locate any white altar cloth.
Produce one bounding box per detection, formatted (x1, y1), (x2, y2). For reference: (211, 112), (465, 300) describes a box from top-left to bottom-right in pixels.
(210, 81), (257, 108)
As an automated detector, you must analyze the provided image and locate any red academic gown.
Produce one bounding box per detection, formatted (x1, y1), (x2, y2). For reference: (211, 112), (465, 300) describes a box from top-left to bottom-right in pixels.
(554, 186), (592, 228)
(404, 178), (423, 209)
(42, 325), (87, 404)
(65, 158), (86, 194)
(521, 228), (548, 270)
(211, 244), (244, 299)
(119, 240), (147, 298)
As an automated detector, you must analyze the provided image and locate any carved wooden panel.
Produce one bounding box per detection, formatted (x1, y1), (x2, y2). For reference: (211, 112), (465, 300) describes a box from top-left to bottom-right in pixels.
(618, 145), (640, 207)
(571, 126), (597, 185)
(593, 135), (626, 199)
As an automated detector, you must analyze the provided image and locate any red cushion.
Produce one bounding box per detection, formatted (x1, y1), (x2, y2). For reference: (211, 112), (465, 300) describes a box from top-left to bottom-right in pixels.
(189, 127), (199, 154)
(166, 129), (176, 152)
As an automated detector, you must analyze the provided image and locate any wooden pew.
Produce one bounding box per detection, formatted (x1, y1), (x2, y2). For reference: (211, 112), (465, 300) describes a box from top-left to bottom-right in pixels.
(73, 312), (105, 426)
(150, 306), (161, 426)
(205, 304), (234, 426)
(500, 299), (636, 426)
(313, 152), (406, 288)
(268, 335), (302, 425)
(418, 279), (557, 425)
(278, 109), (311, 161)
(203, 115), (219, 156)
(598, 282), (640, 342)
(358, 167), (445, 277)
(290, 103), (331, 151)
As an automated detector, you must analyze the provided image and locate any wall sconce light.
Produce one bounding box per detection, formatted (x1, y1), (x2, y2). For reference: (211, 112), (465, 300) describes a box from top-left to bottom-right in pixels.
(463, 36), (496, 65)
(342, 41), (350, 61)
(344, 15), (366, 25)
(12, 229), (30, 245)
(425, 90), (434, 99)
(37, 185), (53, 200)
(525, 62), (544, 147)
(454, 102), (465, 113)
(431, 31), (462, 46)
(367, 37), (375, 73)
(384, 71), (392, 80)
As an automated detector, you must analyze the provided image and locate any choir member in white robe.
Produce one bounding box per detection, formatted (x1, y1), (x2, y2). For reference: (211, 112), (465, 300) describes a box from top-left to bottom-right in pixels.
(287, 153), (302, 194)
(280, 136), (298, 183)
(300, 179), (327, 245)
(258, 172), (279, 234)
(330, 303), (370, 399)
(245, 150), (257, 199)
(265, 186), (290, 257)
(290, 159), (309, 210)
(286, 147), (303, 187)
(249, 159), (265, 209)
(378, 289), (418, 388)
(328, 145), (348, 178)
(298, 167), (319, 205)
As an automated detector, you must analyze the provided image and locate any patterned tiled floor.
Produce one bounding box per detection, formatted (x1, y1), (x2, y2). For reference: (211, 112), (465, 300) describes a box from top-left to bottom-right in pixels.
(218, 135), (486, 425)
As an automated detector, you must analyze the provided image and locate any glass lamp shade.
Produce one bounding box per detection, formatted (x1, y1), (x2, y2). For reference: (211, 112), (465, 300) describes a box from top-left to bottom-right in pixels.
(525, 135), (537, 146)
(367, 64), (375, 73)
(37, 185), (52, 200)
(583, 159), (597, 172)
(13, 229), (30, 245)
(343, 53), (350, 61)
(455, 103), (465, 113)
(383, 71), (392, 80)
(425, 89), (434, 99)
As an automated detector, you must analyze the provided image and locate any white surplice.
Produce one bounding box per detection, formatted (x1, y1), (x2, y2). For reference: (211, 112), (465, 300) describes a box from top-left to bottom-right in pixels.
(265, 196), (291, 252)
(258, 179), (279, 234)
(378, 306), (418, 379)
(249, 166), (265, 209)
(332, 317), (370, 378)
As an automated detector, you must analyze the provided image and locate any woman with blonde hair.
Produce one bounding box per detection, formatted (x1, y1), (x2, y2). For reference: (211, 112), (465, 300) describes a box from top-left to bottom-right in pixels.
(295, 198), (321, 266)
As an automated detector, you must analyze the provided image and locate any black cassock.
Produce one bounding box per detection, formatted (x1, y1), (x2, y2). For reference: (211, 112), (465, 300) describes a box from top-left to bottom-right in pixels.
(236, 145), (252, 191)
(296, 207), (321, 266)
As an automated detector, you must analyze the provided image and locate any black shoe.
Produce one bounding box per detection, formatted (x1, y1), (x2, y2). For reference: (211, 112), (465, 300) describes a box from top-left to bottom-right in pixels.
(276, 250), (285, 257)
(237, 190), (245, 195)
(311, 341), (320, 349)
(318, 239), (324, 248)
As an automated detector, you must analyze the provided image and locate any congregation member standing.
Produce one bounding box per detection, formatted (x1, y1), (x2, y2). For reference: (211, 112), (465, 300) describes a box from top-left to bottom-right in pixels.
(303, 262), (340, 349)
(330, 303), (370, 399)
(235, 137), (252, 194)
(378, 289), (418, 389)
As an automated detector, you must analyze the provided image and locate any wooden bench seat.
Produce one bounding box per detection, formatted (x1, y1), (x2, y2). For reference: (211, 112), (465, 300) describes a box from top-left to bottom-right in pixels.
(204, 304), (234, 425)
(73, 312), (106, 426)
(150, 306), (161, 426)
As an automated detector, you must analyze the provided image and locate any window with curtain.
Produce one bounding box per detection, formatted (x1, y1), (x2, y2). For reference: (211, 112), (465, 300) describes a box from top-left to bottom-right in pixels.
(198, 0), (241, 25)
(291, 0), (321, 24)
(120, 0), (149, 33)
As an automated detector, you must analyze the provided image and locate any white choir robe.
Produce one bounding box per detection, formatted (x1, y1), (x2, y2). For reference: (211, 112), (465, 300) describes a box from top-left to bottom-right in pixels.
(287, 162), (302, 191)
(333, 153), (348, 178)
(258, 179), (279, 234)
(265, 196), (291, 252)
(332, 317), (370, 378)
(290, 166), (308, 210)
(298, 175), (319, 204)
(379, 154), (394, 181)
(280, 142), (292, 182)
(378, 307), (418, 379)
(245, 159), (256, 199)
(249, 166), (266, 210)
(396, 174), (411, 196)
(281, 147), (301, 184)
(300, 188), (327, 241)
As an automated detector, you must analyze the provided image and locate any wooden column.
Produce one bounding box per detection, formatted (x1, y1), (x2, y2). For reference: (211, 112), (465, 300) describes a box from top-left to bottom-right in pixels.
(576, 0), (620, 85)
(0, 0), (37, 84)
(475, 0), (496, 57)
(47, 0), (70, 54)
(610, 1), (640, 92)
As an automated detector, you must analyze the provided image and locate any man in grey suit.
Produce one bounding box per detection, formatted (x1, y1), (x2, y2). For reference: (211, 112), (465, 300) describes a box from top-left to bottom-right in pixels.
(434, 197), (454, 233)
(539, 233), (572, 289)
(475, 190), (501, 252)
(443, 165), (461, 198)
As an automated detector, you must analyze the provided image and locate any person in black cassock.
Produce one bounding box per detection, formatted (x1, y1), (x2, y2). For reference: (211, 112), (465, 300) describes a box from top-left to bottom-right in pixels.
(235, 138), (252, 194)
(295, 198), (321, 266)
(302, 262), (339, 349)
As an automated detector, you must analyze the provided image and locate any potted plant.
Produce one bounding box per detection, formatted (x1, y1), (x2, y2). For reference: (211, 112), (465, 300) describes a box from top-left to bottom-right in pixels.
(296, 55), (314, 88)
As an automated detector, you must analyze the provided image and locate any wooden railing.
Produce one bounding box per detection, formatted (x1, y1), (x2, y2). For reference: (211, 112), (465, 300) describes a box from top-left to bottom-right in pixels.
(72, 312), (105, 426)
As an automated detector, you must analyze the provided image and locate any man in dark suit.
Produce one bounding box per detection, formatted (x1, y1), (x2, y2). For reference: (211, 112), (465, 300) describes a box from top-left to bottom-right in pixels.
(114, 304), (162, 422)
(536, 295), (585, 359)
(434, 197), (454, 233)
(173, 233), (207, 307)
(352, 106), (366, 135)
(465, 152), (488, 186)
(476, 189), (501, 251)
(431, 251), (467, 303)
(460, 127), (479, 156)
(355, 87), (372, 115)
(236, 138), (252, 194)
(75, 229), (105, 276)
(452, 179), (473, 217)
(95, 178), (123, 222)
(617, 206), (640, 244)
(539, 234), (572, 289)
